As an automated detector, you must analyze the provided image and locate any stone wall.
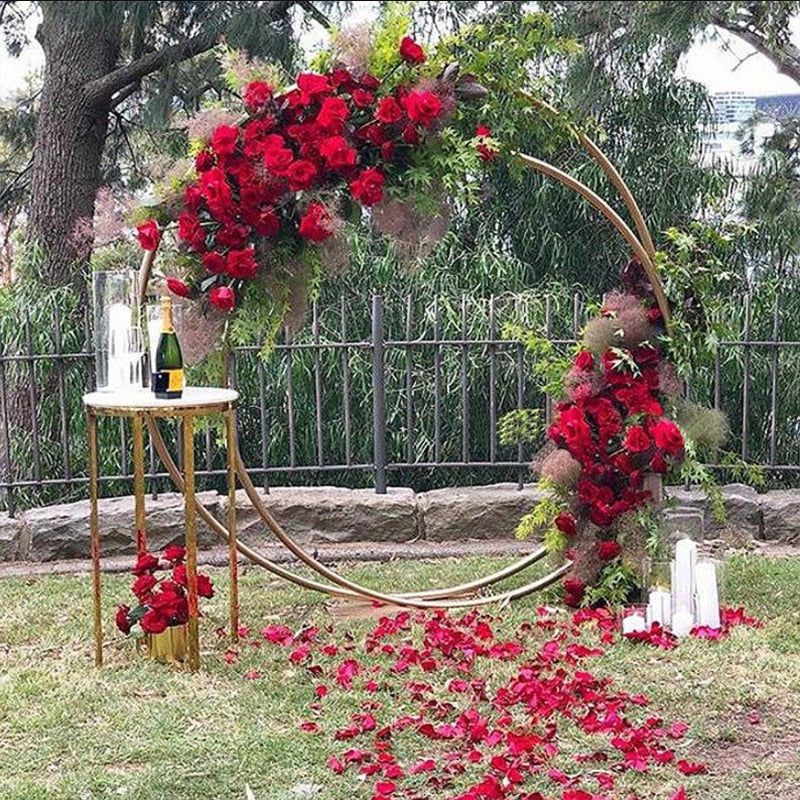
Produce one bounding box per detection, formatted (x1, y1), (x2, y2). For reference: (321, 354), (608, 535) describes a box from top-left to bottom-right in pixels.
(0, 482), (797, 563)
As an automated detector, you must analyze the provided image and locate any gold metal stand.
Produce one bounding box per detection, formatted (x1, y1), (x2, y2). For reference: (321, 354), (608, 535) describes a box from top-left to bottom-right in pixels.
(83, 387), (239, 671)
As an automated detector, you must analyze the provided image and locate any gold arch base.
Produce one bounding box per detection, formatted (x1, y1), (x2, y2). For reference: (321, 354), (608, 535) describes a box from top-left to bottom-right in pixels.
(138, 94), (667, 608)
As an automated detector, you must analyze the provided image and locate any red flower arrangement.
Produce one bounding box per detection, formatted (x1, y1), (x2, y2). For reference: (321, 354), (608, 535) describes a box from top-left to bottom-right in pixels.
(542, 258), (687, 605)
(115, 545), (214, 636)
(137, 35), (487, 316)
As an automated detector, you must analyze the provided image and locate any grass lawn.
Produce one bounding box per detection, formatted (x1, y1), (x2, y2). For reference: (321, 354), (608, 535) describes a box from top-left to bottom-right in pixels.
(1, 553), (799, 800)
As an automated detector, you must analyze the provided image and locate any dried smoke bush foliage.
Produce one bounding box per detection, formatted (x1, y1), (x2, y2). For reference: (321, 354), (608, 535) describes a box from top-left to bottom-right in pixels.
(563, 363), (605, 400)
(283, 260), (314, 336)
(614, 305), (653, 348)
(182, 108), (240, 146)
(317, 232), (351, 277)
(676, 400), (729, 450)
(566, 520), (603, 587)
(328, 23), (374, 74)
(581, 316), (623, 355)
(613, 511), (649, 581)
(372, 197), (450, 269)
(658, 361), (683, 399)
(176, 301), (228, 367)
(538, 448), (581, 490)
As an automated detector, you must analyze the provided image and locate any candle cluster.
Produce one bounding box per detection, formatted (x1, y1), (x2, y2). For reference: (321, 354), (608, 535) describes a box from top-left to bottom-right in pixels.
(622, 538), (721, 637)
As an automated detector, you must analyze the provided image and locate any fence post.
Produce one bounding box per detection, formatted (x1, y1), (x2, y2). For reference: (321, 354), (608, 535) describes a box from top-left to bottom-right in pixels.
(372, 293), (387, 494)
(0, 332), (14, 517)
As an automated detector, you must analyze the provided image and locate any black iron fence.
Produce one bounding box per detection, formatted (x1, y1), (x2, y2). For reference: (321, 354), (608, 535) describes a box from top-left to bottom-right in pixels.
(2, 288), (800, 515)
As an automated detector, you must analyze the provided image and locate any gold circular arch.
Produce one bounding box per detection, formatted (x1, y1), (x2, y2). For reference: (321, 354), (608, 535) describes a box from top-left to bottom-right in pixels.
(137, 94), (667, 607)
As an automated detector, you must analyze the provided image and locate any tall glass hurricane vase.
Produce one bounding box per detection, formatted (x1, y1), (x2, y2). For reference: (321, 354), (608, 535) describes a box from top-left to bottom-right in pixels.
(92, 270), (138, 392)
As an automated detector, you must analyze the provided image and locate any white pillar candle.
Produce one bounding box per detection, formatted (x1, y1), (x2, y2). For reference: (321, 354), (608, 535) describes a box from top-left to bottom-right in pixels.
(672, 538), (697, 617)
(622, 612), (646, 634)
(695, 560), (721, 629)
(108, 302), (132, 390)
(672, 609), (694, 637)
(647, 589), (672, 628)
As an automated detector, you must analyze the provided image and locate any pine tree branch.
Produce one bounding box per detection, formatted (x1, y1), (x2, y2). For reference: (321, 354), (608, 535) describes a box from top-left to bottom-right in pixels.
(84, 0), (297, 105)
(711, 12), (800, 87)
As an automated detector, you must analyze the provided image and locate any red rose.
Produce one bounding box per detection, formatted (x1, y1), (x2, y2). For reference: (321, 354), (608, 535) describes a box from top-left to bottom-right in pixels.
(597, 540), (622, 561)
(352, 88), (375, 108)
(574, 351), (594, 371)
(375, 96), (404, 124)
(475, 125), (498, 161)
(251, 207), (281, 237)
(381, 141), (396, 162)
(401, 91), (442, 127)
(554, 512), (577, 537)
(402, 123), (420, 144)
(476, 125), (491, 137)
(350, 167), (385, 206)
(140, 608), (169, 634)
(298, 202), (334, 242)
(297, 72), (331, 97)
(244, 81), (273, 111)
(194, 149), (215, 173)
(589, 503), (615, 528)
(286, 159), (318, 191)
(316, 96), (349, 134)
(200, 167), (234, 215)
(183, 185), (203, 212)
(649, 419), (684, 458)
(263, 144), (295, 175)
(399, 35), (426, 64)
(202, 251), (227, 274)
(197, 574), (214, 598)
(210, 124), (239, 156)
(209, 285), (236, 311)
(563, 578), (586, 607)
(360, 74), (380, 91)
(133, 552), (160, 576)
(163, 545), (185, 563)
(215, 223), (249, 249)
(330, 68), (355, 90)
(136, 220), (161, 251)
(318, 136), (357, 170)
(171, 564), (187, 587)
(166, 277), (191, 298)
(131, 572), (157, 600)
(115, 604), (132, 634)
(226, 248), (258, 280)
(623, 425), (652, 454)
(178, 212), (207, 252)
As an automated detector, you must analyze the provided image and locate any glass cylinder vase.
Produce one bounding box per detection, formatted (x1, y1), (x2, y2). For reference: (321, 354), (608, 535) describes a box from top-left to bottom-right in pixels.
(92, 270), (138, 392)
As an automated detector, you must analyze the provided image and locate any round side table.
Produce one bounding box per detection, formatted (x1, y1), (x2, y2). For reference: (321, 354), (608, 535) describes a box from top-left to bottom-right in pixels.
(83, 387), (239, 672)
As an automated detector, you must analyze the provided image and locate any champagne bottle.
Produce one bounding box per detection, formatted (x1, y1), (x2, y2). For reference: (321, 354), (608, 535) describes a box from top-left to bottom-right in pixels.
(152, 296), (184, 399)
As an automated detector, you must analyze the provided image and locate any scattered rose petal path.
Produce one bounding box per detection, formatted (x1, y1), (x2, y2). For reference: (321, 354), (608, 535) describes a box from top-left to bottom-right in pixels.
(223, 606), (760, 799)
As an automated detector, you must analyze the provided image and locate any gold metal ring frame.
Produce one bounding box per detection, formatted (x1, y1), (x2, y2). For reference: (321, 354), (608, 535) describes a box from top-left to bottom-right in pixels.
(137, 94), (667, 607)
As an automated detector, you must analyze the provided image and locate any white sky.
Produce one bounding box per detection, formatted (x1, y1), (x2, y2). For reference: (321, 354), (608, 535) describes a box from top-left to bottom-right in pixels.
(1, 14), (799, 101)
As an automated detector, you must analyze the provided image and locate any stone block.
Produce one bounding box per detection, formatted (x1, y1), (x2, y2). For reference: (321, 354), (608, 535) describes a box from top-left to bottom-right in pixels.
(221, 486), (419, 547)
(0, 514), (25, 561)
(25, 492), (221, 561)
(760, 490), (800, 543)
(418, 483), (546, 542)
(665, 483), (761, 541)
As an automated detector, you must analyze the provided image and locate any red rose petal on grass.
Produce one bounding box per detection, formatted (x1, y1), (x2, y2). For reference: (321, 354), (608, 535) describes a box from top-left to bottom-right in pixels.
(667, 721), (689, 738)
(374, 780), (396, 795)
(677, 759), (707, 775)
(299, 721), (319, 733)
(670, 788), (688, 800)
(244, 669), (261, 680)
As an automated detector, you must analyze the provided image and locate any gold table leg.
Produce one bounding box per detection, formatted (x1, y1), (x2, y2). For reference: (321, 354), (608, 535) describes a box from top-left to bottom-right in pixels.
(88, 410), (102, 667)
(183, 413), (200, 672)
(226, 408), (239, 642)
(132, 413), (147, 556)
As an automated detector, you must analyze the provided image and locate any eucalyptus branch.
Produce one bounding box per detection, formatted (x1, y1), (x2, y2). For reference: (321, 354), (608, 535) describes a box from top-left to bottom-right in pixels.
(110, 81), (142, 109)
(297, 0), (331, 30)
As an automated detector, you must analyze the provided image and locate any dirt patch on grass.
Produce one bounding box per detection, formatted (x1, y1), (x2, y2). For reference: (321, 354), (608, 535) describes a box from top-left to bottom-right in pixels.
(701, 700), (800, 794)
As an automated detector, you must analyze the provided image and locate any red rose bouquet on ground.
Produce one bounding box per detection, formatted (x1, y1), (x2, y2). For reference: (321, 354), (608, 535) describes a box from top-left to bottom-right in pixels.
(115, 545), (214, 636)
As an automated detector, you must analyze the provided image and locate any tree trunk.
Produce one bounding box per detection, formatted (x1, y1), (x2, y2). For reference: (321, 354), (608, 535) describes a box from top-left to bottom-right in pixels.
(27, 3), (123, 299)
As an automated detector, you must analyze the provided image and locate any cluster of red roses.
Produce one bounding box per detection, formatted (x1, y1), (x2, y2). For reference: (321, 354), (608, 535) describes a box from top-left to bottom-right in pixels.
(137, 36), (461, 312)
(115, 545), (214, 636)
(548, 269), (685, 605)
